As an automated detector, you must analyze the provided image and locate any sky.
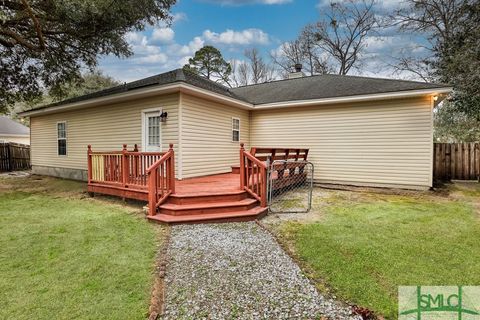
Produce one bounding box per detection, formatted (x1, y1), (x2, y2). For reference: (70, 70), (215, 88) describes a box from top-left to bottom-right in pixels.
(98, 0), (429, 83)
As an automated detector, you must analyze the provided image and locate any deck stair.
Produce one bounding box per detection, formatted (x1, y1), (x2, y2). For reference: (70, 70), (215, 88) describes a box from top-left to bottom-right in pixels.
(147, 189), (267, 224)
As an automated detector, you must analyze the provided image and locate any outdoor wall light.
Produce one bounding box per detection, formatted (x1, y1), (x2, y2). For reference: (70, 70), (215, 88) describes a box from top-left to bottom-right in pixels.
(160, 111), (168, 122)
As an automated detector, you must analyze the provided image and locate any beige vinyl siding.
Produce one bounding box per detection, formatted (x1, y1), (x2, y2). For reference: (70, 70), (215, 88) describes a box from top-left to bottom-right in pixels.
(250, 96), (433, 189)
(30, 93), (179, 174)
(180, 93), (250, 178)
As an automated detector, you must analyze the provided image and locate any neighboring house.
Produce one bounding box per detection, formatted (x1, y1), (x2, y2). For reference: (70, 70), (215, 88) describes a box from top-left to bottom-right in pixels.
(20, 68), (451, 190)
(0, 116), (30, 145)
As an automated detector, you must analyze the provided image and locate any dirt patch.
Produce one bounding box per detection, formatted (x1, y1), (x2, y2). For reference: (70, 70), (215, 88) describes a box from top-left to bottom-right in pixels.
(148, 225), (171, 320)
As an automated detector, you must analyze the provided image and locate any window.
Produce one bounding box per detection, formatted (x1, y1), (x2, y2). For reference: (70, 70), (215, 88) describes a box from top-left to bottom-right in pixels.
(232, 118), (240, 142)
(57, 122), (67, 155)
(148, 115), (160, 147)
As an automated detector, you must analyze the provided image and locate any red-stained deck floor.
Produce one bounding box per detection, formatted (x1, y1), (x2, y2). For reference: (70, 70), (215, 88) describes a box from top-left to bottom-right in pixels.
(175, 173), (241, 195)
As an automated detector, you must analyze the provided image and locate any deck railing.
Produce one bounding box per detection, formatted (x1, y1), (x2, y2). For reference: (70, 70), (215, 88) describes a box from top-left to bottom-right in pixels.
(147, 144), (175, 216)
(88, 144), (165, 189)
(240, 143), (268, 207)
(239, 144), (310, 208)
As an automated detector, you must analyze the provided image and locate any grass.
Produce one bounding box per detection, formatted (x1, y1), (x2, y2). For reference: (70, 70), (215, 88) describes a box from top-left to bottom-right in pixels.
(0, 175), (162, 319)
(273, 184), (480, 319)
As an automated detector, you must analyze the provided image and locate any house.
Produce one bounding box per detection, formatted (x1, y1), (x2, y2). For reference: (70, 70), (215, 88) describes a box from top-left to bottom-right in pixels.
(0, 116), (30, 145)
(19, 68), (451, 223)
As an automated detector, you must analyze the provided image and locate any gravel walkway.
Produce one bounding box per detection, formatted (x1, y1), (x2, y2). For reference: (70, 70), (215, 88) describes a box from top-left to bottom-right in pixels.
(162, 222), (360, 320)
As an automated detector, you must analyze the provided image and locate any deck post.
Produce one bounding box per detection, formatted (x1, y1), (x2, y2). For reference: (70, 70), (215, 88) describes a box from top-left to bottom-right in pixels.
(240, 142), (245, 189)
(87, 145), (92, 184)
(169, 143), (175, 194)
(148, 170), (156, 216)
(261, 166), (267, 207)
(133, 144), (139, 178)
(122, 144), (128, 187)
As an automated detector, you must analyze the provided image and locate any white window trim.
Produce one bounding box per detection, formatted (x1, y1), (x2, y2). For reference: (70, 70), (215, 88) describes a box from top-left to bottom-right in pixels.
(232, 117), (240, 143)
(141, 107), (163, 152)
(56, 121), (67, 156)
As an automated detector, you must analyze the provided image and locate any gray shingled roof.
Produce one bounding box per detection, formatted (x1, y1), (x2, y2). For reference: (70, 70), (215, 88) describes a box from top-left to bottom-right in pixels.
(29, 69), (247, 112)
(24, 69), (450, 113)
(231, 74), (449, 105)
(0, 116), (30, 136)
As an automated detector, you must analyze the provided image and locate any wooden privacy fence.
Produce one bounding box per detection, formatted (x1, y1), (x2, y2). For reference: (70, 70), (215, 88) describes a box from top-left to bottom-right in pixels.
(433, 143), (480, 181)
(0, 143), (31, 172)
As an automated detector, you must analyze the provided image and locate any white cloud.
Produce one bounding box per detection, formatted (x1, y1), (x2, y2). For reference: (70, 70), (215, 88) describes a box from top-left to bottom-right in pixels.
(151, 27), (175, 44)
(172, 12), (187, 23)
(203, 28), (270, 45)
(177, 56), (191, 66)
(125, 32), (147, 46)
(102, 26), (271, 82)
(136, 53), (169, 64)
(165, 36), (205, 57)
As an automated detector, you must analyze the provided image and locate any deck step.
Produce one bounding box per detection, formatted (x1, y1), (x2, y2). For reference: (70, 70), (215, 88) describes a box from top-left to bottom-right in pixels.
(159, 198), (258, 216)
(147, 206), (268, 224)
(168, 190), (248, 205)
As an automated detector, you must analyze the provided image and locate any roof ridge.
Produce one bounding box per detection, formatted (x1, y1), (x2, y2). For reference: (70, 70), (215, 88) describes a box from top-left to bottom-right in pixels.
(321, 73), (448, 86)
(232, 73), (448, 90)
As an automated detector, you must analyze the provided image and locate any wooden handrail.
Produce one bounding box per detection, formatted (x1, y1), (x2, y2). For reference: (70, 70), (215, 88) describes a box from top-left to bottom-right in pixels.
(146, 150), (173, 174)
(147, 144), (175, 216)
(243, 151), (268, 169)
(87, 144), (171, 191)
(239, 143), (268, 207)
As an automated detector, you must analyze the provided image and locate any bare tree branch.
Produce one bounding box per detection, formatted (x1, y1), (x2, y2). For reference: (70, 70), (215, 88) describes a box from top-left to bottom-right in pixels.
(305, 0), (379, 75)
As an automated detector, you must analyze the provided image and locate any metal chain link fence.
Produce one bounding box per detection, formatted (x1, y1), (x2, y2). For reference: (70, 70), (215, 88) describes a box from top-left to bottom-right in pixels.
(267, 160), (314, 213)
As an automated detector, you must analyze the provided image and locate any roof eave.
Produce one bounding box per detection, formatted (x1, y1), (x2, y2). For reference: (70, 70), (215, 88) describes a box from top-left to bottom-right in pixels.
(0, 133), (30, 137)
(19, 82), (254, 117)
(253, 87), (453, 109)
(18, 84), (453, 117)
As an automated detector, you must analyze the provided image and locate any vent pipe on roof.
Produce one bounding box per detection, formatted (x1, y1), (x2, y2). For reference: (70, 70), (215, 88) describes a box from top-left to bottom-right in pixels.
(289, 63), (305, 79)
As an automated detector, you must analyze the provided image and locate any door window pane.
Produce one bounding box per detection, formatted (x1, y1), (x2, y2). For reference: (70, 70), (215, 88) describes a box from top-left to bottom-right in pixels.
(148, 116), (160, 146)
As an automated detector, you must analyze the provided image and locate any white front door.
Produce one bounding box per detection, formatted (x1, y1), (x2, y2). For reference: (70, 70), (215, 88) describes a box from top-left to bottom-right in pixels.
(143, 111), (162, 152)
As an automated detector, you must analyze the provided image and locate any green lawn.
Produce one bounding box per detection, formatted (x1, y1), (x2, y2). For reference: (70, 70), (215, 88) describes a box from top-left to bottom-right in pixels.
(273, 183), (480, 319)
(0, 175), (161, 319)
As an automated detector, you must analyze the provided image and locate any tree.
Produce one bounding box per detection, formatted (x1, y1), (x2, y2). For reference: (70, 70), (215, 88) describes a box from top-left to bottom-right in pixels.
(434, 100), (480, 142)
(305, 0), (379, 75)
(183, 46), (232, 86)
(270, 40), (304, 78)
(393, 0), (480, 121)
(50, 70), (120, 101)
(244, 48), (274, 85)
(0, 0), (176, 114)
(270, 38), (331, 78)
(7, 70), (120, 121)
(231, 48), (275, 86)
(229, 59), (249, 87)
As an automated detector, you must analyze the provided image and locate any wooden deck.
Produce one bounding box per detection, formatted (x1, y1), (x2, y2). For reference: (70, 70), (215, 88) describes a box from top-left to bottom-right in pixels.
(87, 144), (309, 224)
(175, 173), (240, 195)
